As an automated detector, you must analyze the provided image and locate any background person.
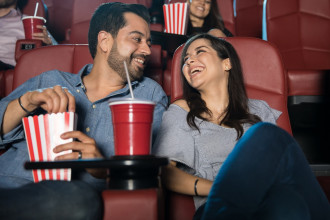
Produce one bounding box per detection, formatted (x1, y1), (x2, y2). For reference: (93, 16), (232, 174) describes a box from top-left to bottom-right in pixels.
(186, 0), (233, 38)
(0, 0), (56, 70)
(0, 2), (168, 219)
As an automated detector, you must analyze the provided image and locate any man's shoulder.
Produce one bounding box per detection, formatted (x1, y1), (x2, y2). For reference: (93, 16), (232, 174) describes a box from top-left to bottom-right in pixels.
(139, 77), (163, 89)
(40, 69), (77, 79)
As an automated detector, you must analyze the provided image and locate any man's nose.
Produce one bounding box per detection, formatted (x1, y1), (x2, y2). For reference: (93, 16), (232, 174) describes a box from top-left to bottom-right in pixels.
(140, 42), (151, 56)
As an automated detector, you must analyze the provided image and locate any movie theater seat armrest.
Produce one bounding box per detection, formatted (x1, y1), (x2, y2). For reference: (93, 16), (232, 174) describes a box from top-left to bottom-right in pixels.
(102, 188), (161, 220)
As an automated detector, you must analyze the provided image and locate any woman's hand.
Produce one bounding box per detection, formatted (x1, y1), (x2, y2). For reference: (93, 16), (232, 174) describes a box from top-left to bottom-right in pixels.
(32, 25), (52, 45)
(162, 161), (213, 196)
(53, 131), (107, 179)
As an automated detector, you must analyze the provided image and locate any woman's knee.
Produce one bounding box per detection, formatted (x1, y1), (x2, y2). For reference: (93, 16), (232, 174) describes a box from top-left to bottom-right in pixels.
(254, 185), (310, 220)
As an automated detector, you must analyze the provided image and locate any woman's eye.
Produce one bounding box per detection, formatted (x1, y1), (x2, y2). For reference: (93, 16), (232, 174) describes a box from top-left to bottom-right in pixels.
(196, 49), (205, 54)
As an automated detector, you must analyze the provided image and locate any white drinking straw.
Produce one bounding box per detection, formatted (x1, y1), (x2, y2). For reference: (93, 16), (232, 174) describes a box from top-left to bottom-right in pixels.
(34, 2), (39, 17)
(123, 61), (135, 99)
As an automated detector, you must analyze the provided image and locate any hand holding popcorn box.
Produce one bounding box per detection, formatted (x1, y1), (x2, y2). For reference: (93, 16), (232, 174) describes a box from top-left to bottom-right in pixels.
(22, 112), (77, 183)
(163, 3), (189, 35)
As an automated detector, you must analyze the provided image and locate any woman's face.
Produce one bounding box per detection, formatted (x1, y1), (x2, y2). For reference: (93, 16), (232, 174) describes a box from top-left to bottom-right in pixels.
(189, 0), (212, 20)
(182, 38), (230, 91)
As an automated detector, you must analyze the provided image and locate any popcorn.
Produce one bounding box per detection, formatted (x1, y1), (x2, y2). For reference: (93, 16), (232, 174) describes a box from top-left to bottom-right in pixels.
(22, 112), (77, 182)
(163, 3), (189, 35)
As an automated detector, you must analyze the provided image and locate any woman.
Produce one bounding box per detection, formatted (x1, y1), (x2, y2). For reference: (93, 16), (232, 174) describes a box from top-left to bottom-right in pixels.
(186, 0), (233, 37)
(153, 34), (330, 219)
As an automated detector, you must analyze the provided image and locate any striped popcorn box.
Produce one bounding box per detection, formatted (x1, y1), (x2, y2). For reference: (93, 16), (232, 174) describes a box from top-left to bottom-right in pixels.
(163, 3), (189, 35)
(22, 112), (77, 183)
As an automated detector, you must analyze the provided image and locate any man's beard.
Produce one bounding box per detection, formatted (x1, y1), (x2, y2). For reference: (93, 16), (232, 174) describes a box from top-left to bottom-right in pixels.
(0, 0), (16, 8)
(107, 41), (147, 82)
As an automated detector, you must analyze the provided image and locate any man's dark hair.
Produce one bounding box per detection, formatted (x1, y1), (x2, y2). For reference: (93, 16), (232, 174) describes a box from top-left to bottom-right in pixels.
(88, 2), (150, 59)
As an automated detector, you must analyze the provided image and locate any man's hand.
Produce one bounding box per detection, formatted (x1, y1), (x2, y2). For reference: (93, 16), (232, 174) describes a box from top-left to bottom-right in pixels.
(24, 85), (75, 113)
(2, 86), (75, 135)
(53, 131), (107, 179)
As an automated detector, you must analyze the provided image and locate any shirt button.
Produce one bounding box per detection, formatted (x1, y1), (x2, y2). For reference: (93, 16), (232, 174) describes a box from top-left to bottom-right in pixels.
(92, 105), (96, 109)
(86, 127), (90, 132)
(76, 89), (80, 93)
(81, 85), (84, 88)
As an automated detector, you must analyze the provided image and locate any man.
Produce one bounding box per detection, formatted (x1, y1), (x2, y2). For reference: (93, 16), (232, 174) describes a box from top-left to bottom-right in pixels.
(0, 2), (168, 219)
(0, 0), (55, 70)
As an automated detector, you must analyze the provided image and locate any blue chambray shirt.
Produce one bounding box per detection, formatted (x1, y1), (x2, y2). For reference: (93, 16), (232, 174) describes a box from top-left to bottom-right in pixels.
(0, 64), (168, 190)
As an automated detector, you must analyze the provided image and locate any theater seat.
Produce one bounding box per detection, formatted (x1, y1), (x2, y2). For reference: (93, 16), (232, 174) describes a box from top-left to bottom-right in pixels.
(21, 0), (48, 18)
(264, 0), (330, 165)
(0, 71), (5, 99)
(10, 44), (163, 93)
(167, 37), (292, 220)
(264, 0), (330, 99)
(217, 0), (236, 36)
(12, 45), (92, 91)
(171, 37), (291, 133)
(235, 0), (263, 38)
(10, 44), (163, 220)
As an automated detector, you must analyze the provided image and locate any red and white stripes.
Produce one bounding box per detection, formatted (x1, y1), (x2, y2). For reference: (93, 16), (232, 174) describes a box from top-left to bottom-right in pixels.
(163, 3), (189, 35)
(22, 112), (76, 182)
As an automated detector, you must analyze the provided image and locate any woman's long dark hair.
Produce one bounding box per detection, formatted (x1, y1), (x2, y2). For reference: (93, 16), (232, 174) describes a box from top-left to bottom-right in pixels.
(181, 34), (261, 139)
(187, 0), (225, 35)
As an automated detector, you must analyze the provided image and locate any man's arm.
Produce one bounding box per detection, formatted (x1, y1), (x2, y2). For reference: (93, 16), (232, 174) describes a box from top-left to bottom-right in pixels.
(2, 86), (75, 135)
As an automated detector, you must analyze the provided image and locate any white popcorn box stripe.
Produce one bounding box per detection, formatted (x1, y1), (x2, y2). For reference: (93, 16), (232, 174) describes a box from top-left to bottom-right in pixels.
(23, 112), (76, 183)
(163, 3), (189, 35)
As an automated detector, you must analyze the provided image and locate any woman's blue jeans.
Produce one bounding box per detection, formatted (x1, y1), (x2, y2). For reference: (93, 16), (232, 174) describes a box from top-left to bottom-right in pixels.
(199, 122), (330, 220)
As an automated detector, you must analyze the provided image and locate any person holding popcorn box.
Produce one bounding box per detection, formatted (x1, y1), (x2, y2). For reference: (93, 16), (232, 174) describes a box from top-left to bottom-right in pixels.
(186, 0), (233, 37)
(0, 2), (167, 219)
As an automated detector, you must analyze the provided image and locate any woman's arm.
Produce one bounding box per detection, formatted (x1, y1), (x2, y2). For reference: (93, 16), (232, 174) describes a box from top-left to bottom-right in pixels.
(162, 161), (213, 196)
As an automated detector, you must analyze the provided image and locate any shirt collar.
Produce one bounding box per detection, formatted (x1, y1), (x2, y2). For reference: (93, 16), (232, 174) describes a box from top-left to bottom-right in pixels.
(74, 63), (140, 94)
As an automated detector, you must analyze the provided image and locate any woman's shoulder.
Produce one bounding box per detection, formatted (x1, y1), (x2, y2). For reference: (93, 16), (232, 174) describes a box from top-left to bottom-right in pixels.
(172, 99), (190, 112)
(248, 99), (282, 123)
(161, 100), (189, 124)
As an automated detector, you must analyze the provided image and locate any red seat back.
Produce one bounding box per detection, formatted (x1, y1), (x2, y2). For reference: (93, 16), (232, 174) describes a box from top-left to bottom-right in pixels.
(235, 0), (263, 38)
(265, 0), (330, 70)
(12, 45), (92, 91)
(170, 37), (292, 134)
(21, 0), (47, 18)
(12, 44), (163, 92)
(217, 0), (236, 35)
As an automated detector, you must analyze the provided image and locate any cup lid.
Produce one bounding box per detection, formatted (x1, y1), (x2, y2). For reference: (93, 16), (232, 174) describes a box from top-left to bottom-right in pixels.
(108, 98), (155, 106)
(22, 16), (47, 23)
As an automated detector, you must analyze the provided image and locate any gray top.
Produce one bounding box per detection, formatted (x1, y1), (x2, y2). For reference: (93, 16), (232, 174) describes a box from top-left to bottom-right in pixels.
(153, 99), (281, 209)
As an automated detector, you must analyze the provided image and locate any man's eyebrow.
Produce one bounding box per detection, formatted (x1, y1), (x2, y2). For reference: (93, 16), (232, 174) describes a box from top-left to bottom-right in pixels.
(129, 31), (151, 43)
(128, 30), (144, 36)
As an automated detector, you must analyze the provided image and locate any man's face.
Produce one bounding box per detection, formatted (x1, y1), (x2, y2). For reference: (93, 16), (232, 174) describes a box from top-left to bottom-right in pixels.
(0, 0), (16, 8)
(107, 12), (151, 82)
